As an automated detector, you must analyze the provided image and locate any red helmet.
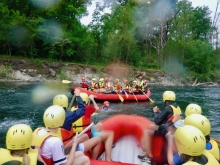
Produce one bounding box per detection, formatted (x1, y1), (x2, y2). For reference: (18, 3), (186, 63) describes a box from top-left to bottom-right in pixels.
(139, 76), (143, 79)
(105, 77), (109, 81)
(82, 77), (85, 80)
(103, 101), (109, 106)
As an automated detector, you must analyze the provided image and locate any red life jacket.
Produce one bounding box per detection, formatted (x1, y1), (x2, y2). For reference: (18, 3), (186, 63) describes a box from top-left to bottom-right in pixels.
(81, 82), (88, 88)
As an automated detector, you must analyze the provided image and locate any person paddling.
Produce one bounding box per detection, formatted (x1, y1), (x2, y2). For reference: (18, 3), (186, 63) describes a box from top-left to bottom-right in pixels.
(138, 91), (182, 163)
(53, 92), (101, 160)
(78, 77), (89, 90)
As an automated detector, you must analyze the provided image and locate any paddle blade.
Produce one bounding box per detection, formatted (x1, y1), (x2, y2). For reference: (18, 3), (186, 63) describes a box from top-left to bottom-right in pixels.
(125, 92), (128, 98)
(149, 98), (155, 104)
(62, 80), (72, 83)
(134, 95), (138, 102)
(118, 94), (124, 102)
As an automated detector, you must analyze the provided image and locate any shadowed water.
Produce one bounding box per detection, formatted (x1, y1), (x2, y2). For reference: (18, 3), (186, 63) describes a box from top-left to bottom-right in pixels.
(0, 82), (220, 148)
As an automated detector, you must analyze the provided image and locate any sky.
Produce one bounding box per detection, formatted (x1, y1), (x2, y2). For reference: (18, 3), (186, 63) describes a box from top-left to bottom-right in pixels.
(190, 0), (218, 20)
(80, 0), (219, 25)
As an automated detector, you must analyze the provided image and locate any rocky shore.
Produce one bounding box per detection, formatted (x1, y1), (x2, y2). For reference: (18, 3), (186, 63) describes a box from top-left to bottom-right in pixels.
(0, 58), (218, 86)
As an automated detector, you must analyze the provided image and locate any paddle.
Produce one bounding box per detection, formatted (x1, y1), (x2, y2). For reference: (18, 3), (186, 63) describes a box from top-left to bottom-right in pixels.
(112, 86), (124, 102)
(62, 80), (72, 84)
(64, 122), (94, 149)
(130, 89), (138, 102)
(67, 94), (76, 111)
(119, 82), (128, 98)
(211, 137), (220, 147)
(140, 89), (155, 103)
(124, 90), (129, 98)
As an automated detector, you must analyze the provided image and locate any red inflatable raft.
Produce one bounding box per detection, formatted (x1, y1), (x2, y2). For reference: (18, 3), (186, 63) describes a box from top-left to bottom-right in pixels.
(71, 87), (152, 102)
(90, 115), (167, 165)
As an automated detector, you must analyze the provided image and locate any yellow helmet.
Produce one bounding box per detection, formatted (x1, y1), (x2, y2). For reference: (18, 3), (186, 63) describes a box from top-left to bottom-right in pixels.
(80, 92), (89, 105)
(133, 80), (137, 83)
(163, 91), (176, 102)
(6, 124), (33, 150)
(99, 78), (104, 82)
(92, 78), (96, 81)
(185, 103), (202, 117)
(174, 125), (206, 156)
(43, 105), (65, 128)
(184, 114), (211, 136)
(53, 94), (68, 108)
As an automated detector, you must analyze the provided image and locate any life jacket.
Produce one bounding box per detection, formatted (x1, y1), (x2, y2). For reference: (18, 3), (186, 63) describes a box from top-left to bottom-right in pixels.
(99, 82), (105, 89)
(57, 128), (75, 146)
(166, 105), (182, 122)
(32, 128), (61, 165)
(104, 82), (111, 90)
(141, 83), (147, 91)
(114, 83), (121, 92)
(102, 105), (109, 111)
(71, 106), (92, 133)
(207, 139), (219, 160)
(81, 81), (88, 88)
(132, 84), (139, 92)
(137, 80), (143, 87)
(90, 82), (97, 90)
(122, 84), (129, 92)
(0, 148), (38, 165)
(184, 150), (219, 165)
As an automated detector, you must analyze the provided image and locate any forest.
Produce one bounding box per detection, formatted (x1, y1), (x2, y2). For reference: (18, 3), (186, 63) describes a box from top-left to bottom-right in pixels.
(0, 0), (220, 82)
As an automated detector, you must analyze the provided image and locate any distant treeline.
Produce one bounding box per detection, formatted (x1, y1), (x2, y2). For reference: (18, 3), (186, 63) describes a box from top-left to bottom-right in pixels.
(0, 0), (220, 82)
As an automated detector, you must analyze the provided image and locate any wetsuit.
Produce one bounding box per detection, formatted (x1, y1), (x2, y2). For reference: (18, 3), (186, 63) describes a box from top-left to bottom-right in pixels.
(154, 101), (180, 126)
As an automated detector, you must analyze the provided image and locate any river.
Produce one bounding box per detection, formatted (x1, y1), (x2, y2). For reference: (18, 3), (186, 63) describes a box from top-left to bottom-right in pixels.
(0, 81), (220, 148)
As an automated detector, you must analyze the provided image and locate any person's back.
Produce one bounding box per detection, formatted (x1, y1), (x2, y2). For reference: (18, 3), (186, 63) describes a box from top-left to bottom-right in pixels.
(0, 124), (40, 165)
(32, 105), (90, 165)
(138, 91), (182, 163)
(154, 91), (182, 126)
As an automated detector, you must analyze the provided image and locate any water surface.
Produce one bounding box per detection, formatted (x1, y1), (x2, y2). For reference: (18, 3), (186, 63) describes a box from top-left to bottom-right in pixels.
(0, 82), (220, 148)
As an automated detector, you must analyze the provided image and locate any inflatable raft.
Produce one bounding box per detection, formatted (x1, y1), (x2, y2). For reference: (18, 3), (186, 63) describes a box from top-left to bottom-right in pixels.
(71, 87), (152, 102)
(90, 115), (167, 165)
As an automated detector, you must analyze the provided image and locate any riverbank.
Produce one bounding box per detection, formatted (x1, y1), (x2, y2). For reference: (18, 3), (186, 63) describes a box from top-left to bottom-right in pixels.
(0, 58), (218, 86)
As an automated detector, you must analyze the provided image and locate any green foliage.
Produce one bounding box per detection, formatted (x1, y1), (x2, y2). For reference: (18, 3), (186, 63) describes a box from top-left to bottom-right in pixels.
(56, 67), (71, 80)
(0, 0), (217, 82)
(0, 65), (13, 78)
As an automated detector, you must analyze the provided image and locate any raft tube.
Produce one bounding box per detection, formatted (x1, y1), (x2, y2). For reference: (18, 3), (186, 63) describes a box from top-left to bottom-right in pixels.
(71, 87), (151, 102)
(90, 115), (167, 165)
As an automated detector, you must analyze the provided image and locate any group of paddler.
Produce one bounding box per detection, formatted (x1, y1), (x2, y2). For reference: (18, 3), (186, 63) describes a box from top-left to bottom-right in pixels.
(0, 88), (219, 165)
(78, 76), (148, 95)
(138, 91), (220, 165)
(0, 89), (113, 165)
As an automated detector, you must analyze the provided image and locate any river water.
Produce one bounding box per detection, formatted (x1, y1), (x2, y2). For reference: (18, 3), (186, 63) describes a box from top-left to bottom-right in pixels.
(0, 81), (220, 148)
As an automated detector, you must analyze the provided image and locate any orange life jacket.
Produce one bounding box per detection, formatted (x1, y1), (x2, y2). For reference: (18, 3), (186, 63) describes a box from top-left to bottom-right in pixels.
(71, 106), (92, 133)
